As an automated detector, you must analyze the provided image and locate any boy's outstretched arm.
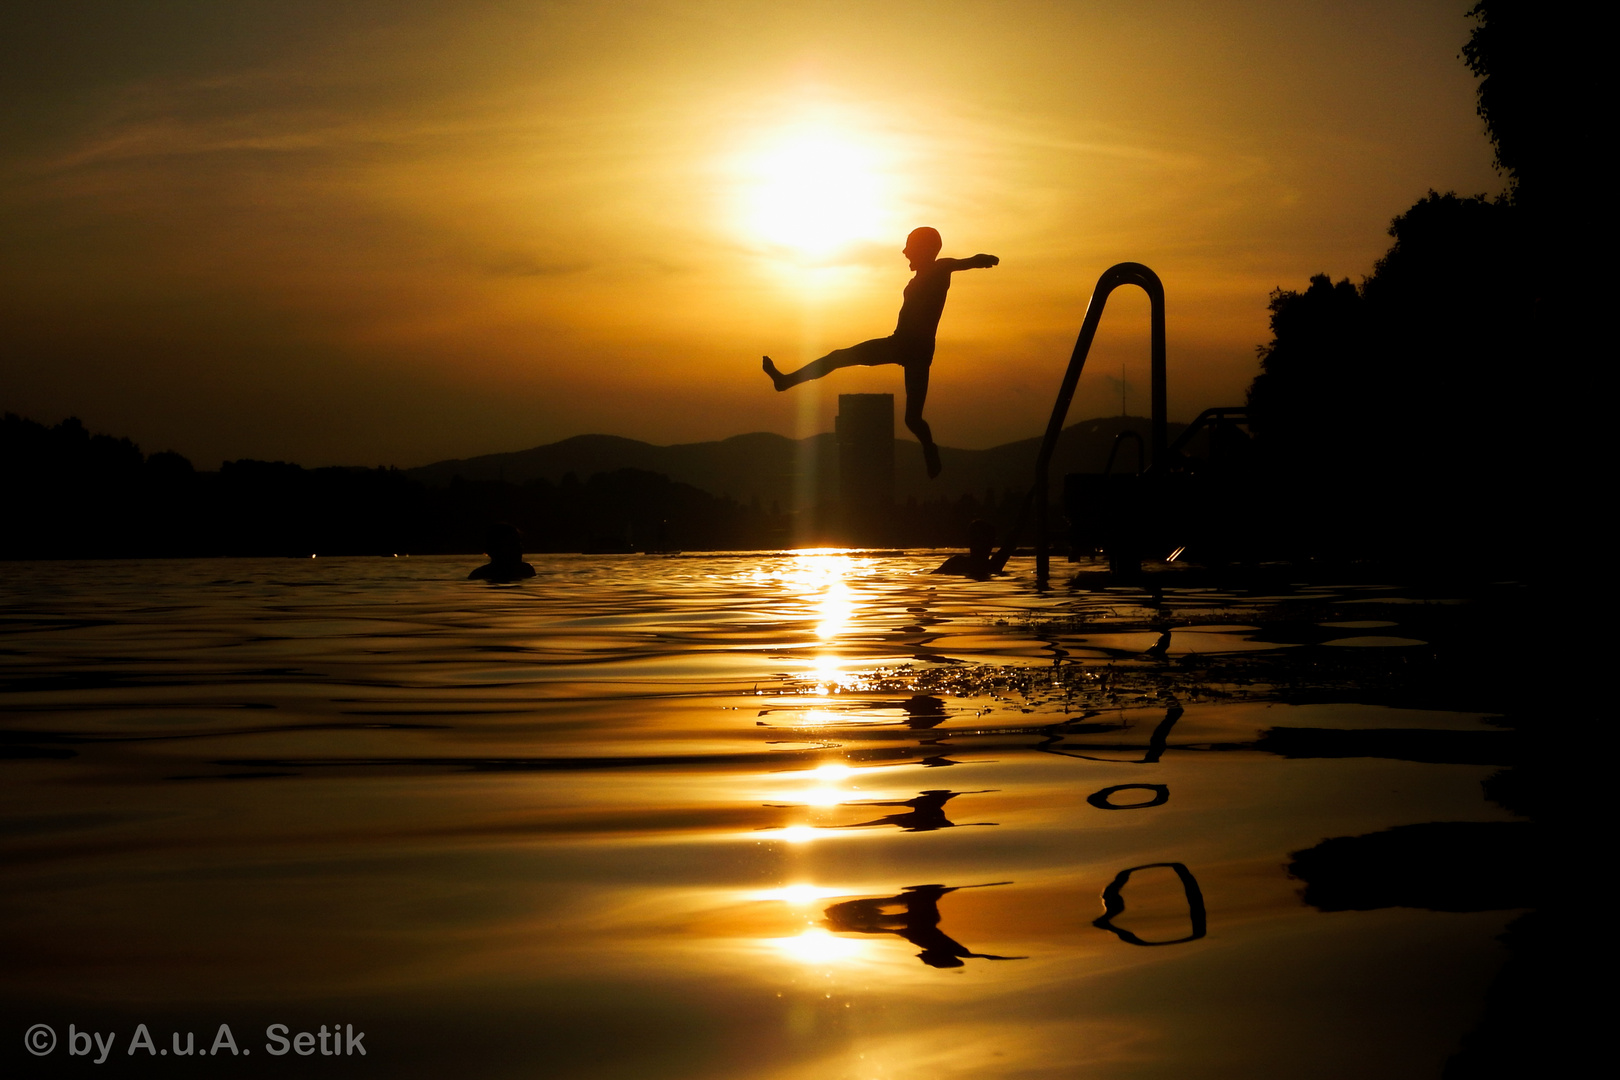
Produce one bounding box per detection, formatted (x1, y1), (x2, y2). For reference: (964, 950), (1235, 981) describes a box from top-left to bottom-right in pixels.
(939, 254), (1000, 271)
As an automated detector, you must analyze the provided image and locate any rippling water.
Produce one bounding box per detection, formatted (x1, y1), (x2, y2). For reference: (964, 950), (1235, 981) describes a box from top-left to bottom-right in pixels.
(1, 555), (1520, 1078)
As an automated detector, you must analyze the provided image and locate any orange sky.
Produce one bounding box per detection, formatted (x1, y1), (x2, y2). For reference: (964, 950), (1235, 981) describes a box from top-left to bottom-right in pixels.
(0, 1), (1500, 468)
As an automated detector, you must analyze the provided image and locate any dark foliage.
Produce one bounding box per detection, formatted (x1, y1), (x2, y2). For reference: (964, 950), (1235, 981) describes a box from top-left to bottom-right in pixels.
(0, 412), (802, 557)
(1245, 193), (1535, 561)
(1, 412), (1028, 558)
(1462, 0), (1590, 215)
(1460, 0), (1592, 463)
(1244, 0), (1594, 564)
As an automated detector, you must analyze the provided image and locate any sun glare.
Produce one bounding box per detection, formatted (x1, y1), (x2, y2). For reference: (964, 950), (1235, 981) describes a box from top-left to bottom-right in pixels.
(736, 122), (894, 258)
(772, 929), (868, 965)
(754, 884), (845, 904)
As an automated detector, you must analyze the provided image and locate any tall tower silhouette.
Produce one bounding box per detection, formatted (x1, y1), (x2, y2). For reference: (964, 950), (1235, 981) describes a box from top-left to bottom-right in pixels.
(836, 394), (894, 540)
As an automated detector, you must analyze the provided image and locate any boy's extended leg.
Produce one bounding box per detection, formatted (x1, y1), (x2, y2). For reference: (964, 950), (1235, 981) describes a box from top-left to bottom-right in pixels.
(903, 362), (943, 479)
(765, 337), (896, 391)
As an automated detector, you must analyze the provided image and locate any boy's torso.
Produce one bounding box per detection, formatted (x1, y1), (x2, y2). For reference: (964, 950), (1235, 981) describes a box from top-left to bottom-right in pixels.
(896, 264), (952, 339)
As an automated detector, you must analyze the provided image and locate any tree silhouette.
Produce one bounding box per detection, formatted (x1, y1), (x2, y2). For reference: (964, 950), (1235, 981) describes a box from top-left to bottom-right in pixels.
(1241, 0), (1575, 562)
(1245, 193), (1531, 559)
(1461, 1), (1588, 212)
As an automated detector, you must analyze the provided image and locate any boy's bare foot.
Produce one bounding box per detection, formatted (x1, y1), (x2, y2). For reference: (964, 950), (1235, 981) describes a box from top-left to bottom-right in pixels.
(762, 356), (788, 392)
(923, 441), (942, 479)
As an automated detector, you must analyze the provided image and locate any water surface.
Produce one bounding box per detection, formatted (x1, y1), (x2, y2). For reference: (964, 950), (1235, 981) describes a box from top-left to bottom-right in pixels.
(1, 555), (1520, 1077)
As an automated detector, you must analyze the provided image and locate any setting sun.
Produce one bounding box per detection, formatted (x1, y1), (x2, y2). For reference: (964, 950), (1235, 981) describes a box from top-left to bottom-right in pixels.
(736, 121), (895, 258)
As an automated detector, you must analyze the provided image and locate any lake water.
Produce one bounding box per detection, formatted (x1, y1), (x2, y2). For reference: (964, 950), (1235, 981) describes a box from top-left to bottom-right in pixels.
(1, 554), (1521, 1078)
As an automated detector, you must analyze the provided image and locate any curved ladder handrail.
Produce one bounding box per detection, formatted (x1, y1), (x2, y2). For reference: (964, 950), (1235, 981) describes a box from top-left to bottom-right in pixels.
(990, 262), (1166, 577)
(1164, 406), (1248, 460)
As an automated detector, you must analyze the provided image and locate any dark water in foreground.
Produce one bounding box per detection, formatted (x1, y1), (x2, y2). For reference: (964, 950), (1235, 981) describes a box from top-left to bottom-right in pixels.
(1, 555), (1520, 1078)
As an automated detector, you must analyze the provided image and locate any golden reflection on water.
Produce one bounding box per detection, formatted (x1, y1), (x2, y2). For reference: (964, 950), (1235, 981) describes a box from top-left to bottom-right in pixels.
(803, 785), (850, 808)
(0, 555), (1527, 1079)
(769, 928), (873, 966)
(812, 578), (855, 644)
(804, 763), (858, 808)
(806, 554), (858, 693)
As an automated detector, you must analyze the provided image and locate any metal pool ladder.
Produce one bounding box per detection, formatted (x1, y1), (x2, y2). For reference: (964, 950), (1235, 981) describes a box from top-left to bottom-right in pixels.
(991, 262), (1167, 580)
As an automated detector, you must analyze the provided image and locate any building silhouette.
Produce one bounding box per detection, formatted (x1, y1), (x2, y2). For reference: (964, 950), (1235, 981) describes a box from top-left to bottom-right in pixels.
(836, 394), (895, 540)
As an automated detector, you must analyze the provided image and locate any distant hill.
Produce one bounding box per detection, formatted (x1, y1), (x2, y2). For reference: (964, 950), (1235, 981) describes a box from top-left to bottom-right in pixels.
(408, 431), (834, 510)
(1, 411), (791, 557)
(407, 416), (1185, 508)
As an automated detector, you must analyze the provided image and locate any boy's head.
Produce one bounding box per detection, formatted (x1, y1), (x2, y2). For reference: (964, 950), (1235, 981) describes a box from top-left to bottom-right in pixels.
(904, 227), (942, 266)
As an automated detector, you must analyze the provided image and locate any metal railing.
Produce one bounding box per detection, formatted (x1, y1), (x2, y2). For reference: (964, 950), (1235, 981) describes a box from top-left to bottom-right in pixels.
(1164, 407), (1249, 460)
(991, 262), (1167, 579)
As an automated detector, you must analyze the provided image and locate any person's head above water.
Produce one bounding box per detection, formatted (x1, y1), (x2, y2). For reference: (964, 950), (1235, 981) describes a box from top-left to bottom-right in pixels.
(484, 522), (525, 565)
(469, 521), (536, 580)
(968, 519), (995, 559)
(904, 227), (942, 269)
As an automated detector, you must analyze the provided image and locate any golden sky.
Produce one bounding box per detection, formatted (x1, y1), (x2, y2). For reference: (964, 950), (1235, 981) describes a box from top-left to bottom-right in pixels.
(0, 1), (1499, 468)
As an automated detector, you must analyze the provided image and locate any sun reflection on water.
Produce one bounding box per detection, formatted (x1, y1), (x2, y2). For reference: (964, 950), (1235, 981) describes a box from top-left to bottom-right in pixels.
(800, 762), (857, 806)
(771, 928), (870, 965)
(803, 786), (847, 807)
(785, 552), (863, 694)
(816, 579), (853, 642)
(807, 655), (850, 695)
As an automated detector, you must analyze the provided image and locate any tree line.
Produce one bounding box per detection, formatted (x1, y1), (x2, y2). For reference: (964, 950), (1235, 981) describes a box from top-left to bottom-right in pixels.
(1242, 0), (1572, 563)
(0, 412), (1032, 558)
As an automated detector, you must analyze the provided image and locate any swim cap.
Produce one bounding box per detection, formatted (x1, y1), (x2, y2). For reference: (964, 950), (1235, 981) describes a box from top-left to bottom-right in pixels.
(906, 227), (942, 251)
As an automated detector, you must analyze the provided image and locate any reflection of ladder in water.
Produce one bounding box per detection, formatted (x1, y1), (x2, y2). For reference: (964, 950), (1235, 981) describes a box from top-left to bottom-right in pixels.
(991, 263), (1167, 579)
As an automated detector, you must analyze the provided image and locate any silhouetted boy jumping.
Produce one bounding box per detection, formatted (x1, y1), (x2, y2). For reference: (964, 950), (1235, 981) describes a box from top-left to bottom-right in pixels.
(763, 227), (998, 478)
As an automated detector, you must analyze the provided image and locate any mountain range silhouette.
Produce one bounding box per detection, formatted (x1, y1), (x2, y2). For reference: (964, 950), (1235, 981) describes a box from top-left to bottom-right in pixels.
(407, 415), (1184, 509)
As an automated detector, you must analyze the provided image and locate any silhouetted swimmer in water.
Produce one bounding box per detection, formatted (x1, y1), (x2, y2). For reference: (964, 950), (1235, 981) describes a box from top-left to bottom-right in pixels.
(763, 227), (999, 479)
(468, 523), (535, 581)
(833, 789), (997, 832)
(933, 518), (998, 579)
(822, 883), (1024, 968)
